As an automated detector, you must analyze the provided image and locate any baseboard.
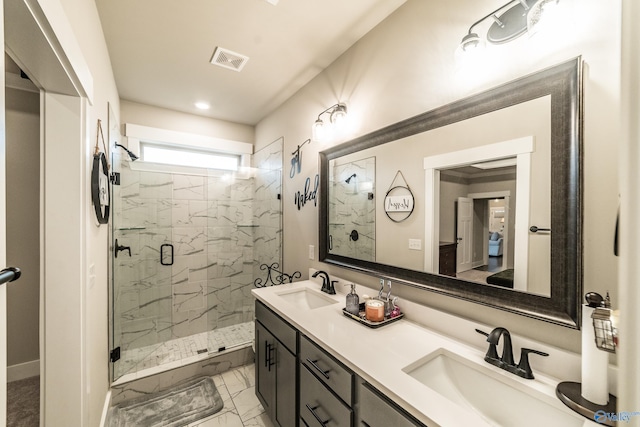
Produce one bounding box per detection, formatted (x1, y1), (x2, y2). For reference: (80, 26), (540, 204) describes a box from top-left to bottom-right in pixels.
(7, 359), (40, 382)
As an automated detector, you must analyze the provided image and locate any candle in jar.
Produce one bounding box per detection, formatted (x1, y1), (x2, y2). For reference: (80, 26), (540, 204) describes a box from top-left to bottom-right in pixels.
(365, 299), (385, 322)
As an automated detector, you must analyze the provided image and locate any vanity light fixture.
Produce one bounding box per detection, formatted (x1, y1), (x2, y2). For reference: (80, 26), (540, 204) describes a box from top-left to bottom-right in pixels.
(312, 103), (348, 142)
(459, 0), (559, 52)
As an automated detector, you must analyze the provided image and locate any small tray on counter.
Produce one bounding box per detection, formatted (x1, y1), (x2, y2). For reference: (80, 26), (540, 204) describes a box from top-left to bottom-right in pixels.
(341, 302), (404, 329)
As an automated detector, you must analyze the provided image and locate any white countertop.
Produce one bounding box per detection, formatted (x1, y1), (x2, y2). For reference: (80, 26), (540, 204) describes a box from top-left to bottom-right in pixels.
(252, 279), (598, 427)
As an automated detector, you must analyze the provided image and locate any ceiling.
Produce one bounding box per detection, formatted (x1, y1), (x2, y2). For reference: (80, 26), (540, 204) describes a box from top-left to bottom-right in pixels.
(95, 0), (407, 126)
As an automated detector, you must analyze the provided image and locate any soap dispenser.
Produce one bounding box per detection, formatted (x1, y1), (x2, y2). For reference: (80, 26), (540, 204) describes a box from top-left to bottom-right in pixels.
(346, 284), (360, 315)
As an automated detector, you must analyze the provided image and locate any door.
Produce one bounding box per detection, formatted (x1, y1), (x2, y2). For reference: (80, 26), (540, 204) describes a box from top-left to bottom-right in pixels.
(255, 322), (275, 418)
(274, 344), (295, 427)
(456, 197), (473, 273)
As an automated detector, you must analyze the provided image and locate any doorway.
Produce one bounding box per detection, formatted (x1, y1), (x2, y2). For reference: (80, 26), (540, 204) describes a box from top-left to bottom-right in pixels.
(4, 54), (41, 425)
(455, 193), (511, 285)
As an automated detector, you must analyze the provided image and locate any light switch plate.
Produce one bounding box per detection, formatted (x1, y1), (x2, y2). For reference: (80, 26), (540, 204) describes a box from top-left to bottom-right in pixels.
(409, 239), (422, 250)
(309, 245), (315, 260)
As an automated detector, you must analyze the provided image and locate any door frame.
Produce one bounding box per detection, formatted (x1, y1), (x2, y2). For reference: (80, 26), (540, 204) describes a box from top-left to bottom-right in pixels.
(467, 191), (511, 271)
(424, 136), (533, 285)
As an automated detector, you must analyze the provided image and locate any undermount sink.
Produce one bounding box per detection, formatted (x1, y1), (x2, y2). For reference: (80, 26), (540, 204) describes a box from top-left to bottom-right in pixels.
(276, 287), (338, 310)
(402, 349), (586, 427)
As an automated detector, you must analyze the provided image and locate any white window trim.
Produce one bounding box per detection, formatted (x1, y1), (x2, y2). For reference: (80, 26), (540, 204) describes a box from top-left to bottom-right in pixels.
(123, 123), (253, 157)
(122, 123), (254, 175)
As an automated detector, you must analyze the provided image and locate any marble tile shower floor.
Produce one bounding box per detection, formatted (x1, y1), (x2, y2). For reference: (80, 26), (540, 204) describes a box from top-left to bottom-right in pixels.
(115, 322), (254, 380)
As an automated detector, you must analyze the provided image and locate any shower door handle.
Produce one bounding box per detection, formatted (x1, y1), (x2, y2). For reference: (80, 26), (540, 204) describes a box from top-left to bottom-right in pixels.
(160, 244), (174, 266)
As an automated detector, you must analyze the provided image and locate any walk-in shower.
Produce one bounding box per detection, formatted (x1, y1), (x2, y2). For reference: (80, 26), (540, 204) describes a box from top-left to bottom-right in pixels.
(108, 139), (282, 383)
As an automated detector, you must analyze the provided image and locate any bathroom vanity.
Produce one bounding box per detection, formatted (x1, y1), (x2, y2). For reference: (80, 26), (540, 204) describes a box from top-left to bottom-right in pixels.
(255, 298), (423, 427)
(253, 279), (599, 427)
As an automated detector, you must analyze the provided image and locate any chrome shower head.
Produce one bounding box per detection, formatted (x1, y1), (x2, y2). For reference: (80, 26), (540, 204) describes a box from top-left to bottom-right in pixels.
(115, 143), (139, 161)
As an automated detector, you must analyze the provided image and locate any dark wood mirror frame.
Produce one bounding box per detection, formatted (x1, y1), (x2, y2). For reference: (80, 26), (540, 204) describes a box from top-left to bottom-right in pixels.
(319, 57), (583, 328)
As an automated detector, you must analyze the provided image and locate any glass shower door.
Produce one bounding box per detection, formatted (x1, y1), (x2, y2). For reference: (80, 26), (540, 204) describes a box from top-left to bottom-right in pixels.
(110, 154), (174, 382)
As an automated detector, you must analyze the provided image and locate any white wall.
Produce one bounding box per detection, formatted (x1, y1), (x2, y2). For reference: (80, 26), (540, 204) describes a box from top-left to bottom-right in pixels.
(255, 0), (621, 353)
(57, 1), (120, 423)
(120, 100), (254, 144)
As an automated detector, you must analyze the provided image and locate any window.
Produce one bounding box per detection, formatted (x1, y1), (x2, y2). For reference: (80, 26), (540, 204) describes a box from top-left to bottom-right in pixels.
(140, 143), (240, 171)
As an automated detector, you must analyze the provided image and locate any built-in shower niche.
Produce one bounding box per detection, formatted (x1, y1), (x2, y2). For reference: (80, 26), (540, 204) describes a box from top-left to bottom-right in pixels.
(110, 140), (282, 381)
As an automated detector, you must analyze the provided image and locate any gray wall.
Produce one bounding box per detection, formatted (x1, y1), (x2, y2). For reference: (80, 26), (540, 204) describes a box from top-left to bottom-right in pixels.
(255, 0), (621, 354)
(5, 87), (40, 371)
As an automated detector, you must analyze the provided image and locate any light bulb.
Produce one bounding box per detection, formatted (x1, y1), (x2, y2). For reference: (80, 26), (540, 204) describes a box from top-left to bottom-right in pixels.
(330, 104), (347, 125)
(312, 119), (325, 142)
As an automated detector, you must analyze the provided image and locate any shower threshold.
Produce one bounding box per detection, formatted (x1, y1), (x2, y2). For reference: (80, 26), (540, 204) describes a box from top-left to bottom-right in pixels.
(113, 321), (254, 385)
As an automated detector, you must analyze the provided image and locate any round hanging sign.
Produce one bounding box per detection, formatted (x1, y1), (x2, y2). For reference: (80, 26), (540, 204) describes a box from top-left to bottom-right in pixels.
(91, 151), (110, 224)
(384, 185), (414, 223)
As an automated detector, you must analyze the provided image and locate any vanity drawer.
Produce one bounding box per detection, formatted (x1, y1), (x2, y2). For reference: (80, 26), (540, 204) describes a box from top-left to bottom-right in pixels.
(356, 380), (425, 427)
(300, 364), (352, 427)
(300, 334), (353, 405)
(256, 301), (297, 354)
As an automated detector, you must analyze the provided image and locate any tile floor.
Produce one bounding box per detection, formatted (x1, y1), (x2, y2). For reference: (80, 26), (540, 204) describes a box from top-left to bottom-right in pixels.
(186, 363), (274, 427)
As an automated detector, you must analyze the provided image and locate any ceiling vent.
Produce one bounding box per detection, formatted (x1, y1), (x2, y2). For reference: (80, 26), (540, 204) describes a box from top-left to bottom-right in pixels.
(210, 47), (249, 72)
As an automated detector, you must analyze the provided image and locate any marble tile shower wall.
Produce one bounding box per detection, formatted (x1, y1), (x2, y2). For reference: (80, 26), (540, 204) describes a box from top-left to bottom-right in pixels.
(328, 157), (375, 261)
(113, 145), (282, 353)
(252, 141), (283, 280)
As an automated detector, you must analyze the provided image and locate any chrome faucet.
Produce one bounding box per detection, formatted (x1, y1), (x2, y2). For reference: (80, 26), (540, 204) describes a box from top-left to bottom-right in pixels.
(476, 327), (549, 379)
(311, 270), (336, 295)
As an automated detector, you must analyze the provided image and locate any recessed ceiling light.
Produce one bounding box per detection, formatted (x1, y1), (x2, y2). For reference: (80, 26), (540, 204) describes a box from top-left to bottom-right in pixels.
(195, 102), (210, 110)
(264, 0), (279, 4)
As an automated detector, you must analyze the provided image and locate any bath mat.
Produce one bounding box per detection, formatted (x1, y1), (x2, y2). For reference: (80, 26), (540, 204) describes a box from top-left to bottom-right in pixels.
(108, 377), (223, 427)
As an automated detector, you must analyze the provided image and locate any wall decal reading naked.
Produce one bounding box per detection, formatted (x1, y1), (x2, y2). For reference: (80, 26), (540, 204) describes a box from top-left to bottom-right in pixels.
(295, 174), (319, 210)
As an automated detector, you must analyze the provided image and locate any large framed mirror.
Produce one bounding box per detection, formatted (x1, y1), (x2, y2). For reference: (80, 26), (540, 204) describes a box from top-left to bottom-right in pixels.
(319, 57), (583, 328)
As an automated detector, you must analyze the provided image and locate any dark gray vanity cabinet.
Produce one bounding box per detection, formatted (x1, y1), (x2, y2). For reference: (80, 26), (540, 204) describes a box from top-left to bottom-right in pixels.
(255, 301), (297, 427)
(299, 335), (354, 426)
(355, 379), (426, 427)
(255, 300), (427, 427)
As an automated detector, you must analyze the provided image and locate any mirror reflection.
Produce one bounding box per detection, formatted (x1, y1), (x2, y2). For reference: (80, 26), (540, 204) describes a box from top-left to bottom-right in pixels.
(327, 97), (551, 297)
(438, 163), (517, 285)
(328, 156), (376, 261)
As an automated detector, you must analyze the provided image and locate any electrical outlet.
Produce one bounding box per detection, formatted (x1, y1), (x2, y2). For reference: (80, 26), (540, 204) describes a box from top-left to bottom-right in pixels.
(409, 239), (422, 250)
(309, 245), (315, 260)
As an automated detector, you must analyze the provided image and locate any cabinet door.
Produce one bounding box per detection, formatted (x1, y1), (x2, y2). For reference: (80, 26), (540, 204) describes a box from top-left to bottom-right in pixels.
(256, 321), (276, 418)
(275, 344), (296, 427)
